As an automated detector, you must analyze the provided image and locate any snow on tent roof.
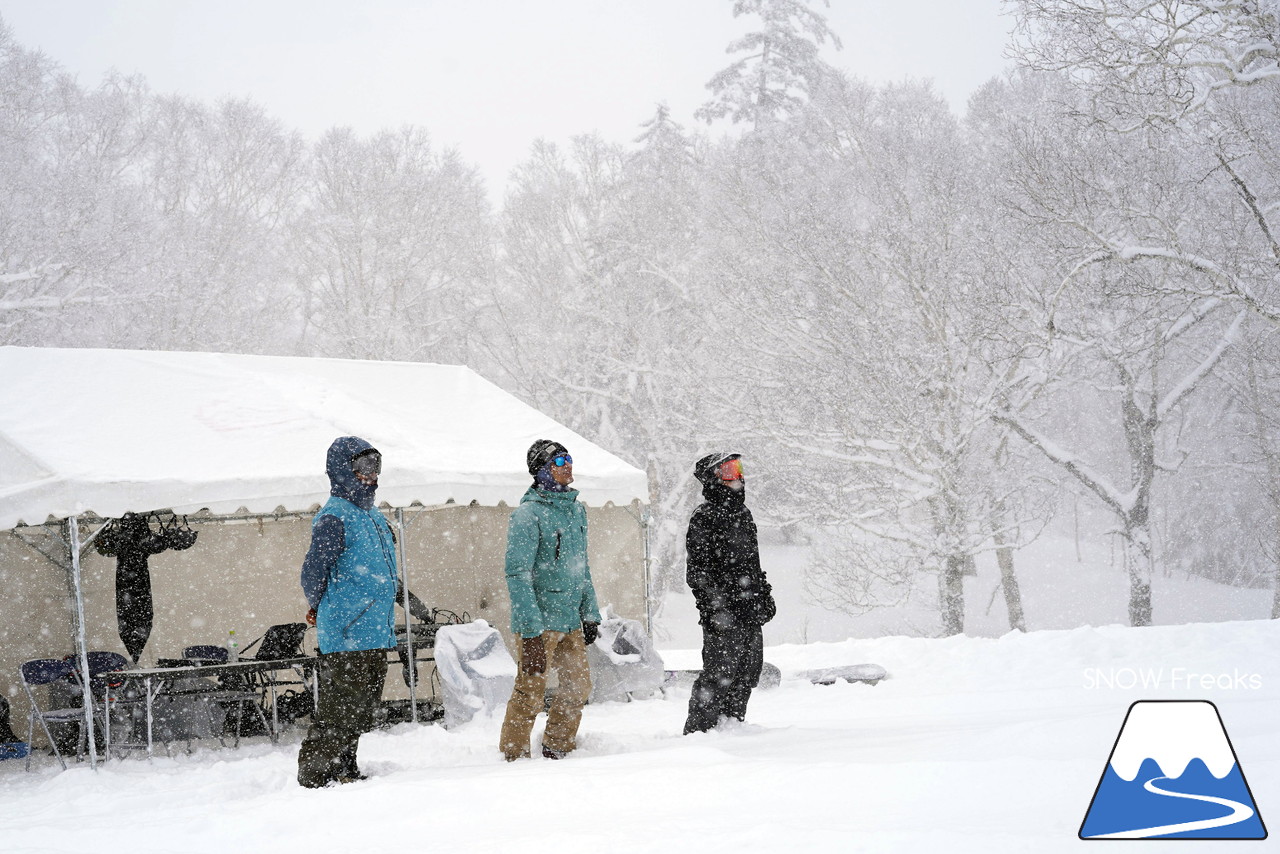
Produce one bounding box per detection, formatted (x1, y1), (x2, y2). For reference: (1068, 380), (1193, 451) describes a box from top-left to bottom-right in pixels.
(0, 347), (649, 529)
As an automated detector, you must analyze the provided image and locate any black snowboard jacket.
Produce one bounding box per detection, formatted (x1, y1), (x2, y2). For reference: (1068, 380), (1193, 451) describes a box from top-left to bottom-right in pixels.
(686, 477), (776, 631)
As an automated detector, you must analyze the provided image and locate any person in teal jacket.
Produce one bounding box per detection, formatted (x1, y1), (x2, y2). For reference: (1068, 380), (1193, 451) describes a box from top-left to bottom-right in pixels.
(499, 439), (601, 761)
(297, 436), (397, 788)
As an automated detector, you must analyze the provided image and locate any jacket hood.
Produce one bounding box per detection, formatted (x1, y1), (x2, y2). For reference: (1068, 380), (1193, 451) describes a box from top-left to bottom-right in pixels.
(326, 436), (379, 510)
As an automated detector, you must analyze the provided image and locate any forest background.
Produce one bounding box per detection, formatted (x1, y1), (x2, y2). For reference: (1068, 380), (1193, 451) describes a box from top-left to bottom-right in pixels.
(3, 0), (1280, 636)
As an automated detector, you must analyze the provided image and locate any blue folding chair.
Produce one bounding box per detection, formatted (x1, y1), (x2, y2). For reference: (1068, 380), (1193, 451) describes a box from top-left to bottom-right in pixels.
(18, 658), (88, 771)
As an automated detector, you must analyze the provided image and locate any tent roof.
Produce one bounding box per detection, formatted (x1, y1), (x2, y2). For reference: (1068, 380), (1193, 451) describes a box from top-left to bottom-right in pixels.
(0, 347), (649, 529)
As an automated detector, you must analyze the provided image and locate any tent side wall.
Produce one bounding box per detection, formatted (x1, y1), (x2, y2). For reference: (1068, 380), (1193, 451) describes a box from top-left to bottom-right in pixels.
(1, 532), (77, 742)
(1, 502), (648, 747)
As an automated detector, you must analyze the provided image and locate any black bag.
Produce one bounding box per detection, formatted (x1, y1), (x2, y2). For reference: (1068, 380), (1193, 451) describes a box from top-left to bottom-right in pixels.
(274, 689), (313, 725)
(163, 516), (198, 551)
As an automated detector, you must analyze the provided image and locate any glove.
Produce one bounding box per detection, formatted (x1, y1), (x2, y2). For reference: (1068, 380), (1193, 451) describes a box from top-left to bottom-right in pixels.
(521, 635), (546, 675)
(758, 595), (777, 626)
(305, 607), (317, 627)
(582, 621), (599, 645)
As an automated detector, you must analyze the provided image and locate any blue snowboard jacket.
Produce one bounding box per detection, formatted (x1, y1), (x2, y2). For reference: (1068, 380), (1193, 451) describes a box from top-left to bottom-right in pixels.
(301, 437), (399, 654)
(505, 486), (601, 638)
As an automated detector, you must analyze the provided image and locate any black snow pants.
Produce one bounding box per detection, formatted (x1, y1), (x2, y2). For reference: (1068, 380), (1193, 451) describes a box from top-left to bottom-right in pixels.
(683, 622), (763, 734)
(297, 648), (388, 787)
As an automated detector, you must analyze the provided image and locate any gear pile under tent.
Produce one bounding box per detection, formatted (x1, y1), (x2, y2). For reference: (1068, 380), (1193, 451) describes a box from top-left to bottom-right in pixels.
(0, 347), (650, 762)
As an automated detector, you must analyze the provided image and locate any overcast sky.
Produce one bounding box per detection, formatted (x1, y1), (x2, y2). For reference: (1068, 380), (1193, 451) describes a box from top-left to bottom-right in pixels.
(0, 0), (1014, 197)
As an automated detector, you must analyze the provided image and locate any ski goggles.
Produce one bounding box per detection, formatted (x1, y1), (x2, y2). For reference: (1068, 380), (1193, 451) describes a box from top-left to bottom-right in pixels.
(352, 450), (382, 478)
(716, 457), (743, 481)
(551, 454), (573, 468)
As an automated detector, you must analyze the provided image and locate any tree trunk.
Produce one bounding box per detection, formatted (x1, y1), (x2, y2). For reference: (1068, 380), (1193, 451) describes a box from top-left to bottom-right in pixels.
(1271, 566), (1280, 620)
(940, 554), (966, 636)
(1123, 531), (1154, 627)
(994, 537), (1027, 632)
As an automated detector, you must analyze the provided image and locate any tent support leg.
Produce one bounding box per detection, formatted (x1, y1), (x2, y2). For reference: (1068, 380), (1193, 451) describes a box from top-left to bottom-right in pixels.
(395, 508), (418, 724)
(67, 515), (99, 769)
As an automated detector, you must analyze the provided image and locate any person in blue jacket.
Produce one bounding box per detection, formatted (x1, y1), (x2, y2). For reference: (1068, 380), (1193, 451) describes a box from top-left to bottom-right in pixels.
(499, 439), (601, 761)
(297, 436), (418, 788)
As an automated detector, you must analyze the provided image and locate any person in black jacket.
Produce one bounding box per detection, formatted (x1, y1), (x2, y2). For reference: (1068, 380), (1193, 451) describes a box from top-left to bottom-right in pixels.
(683, 452), (776, 735)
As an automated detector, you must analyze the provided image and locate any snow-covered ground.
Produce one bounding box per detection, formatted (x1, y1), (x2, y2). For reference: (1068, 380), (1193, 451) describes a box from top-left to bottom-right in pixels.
(2, 532), (1276, 853)
(2, 618), (1275, 852)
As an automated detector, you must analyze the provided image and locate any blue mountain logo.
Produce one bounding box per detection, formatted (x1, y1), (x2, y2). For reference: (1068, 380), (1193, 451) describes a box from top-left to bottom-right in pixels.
(1080, 700), (1267, 840)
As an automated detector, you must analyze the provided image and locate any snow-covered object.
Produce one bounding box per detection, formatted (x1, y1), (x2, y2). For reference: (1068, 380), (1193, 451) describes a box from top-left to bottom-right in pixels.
(433, 621), (517, 729)
(586, 609), (665, 703)
(0, 347), (649, 530)
(799, 663), (887, 686)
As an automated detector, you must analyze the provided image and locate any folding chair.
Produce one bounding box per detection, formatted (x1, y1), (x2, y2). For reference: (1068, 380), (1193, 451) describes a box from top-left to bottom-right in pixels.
(237, 623), (312, 735)
(180, 644), (270, 748)
(18, 658), (89, 771)
(239, 623), (309, 661)
(80, 651), (135, 757)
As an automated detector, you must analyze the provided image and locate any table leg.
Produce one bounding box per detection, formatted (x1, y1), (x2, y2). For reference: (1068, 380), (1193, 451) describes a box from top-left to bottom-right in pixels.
(103, 687), (111, 758)
(145, 676), (154, 759)
(269, 682), (279, 743)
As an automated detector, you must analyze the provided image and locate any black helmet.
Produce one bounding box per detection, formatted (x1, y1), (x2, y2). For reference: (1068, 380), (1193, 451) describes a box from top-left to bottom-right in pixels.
(527, 439), (569, 475)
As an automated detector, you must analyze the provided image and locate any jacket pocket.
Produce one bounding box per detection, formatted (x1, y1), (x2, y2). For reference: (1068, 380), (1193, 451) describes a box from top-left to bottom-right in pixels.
(342, 599), (376, 637)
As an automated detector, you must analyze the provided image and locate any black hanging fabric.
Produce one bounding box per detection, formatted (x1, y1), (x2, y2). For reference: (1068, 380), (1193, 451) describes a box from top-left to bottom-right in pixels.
(96, 513), (174, 664)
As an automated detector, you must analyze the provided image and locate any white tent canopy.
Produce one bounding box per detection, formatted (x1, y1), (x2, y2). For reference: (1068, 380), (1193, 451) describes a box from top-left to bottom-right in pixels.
(0, 347), (650, 529)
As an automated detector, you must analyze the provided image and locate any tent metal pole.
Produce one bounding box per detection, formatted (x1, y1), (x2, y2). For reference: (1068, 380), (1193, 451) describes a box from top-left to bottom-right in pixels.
(67, 515), (99, 769)
(395, 508), (418, 724)
(641, 507), (653, 637)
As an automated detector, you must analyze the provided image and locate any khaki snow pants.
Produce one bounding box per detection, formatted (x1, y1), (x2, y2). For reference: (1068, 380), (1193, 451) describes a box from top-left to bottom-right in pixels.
(499, 629), (592, 760)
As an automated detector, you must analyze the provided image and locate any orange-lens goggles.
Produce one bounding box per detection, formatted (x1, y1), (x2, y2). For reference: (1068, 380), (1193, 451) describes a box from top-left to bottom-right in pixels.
(716, 458), (743, 481)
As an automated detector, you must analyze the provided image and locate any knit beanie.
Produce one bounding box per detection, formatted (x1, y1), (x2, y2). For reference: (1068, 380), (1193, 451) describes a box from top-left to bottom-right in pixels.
(526, 439), (569, 475)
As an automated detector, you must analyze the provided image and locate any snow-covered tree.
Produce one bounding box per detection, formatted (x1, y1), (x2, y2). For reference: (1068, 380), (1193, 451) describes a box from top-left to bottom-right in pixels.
(119, 95), (305, 352)
(699, 76), (1053, 635)
(697, 0), (842, 130)
(295, 126), (491, 362)
(1011, 0), (1280, 127)
(1009, 0), (1280, 325)
(488, 128), (718, 611)
(0, 23), (152, 344)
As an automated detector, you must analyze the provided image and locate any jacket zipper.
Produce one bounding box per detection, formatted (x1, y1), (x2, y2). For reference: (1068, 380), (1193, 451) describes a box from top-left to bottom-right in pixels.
(343, 599), (376, 637)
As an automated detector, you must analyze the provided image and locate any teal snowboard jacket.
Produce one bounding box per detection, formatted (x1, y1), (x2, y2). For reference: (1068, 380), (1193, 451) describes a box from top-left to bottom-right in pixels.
(505, 486), (601, 638)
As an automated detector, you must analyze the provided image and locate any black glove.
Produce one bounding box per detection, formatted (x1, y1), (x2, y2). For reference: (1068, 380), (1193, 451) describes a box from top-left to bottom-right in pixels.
(757, 594), (777, 625)
(521, 635), (546, 675)
(582, 621), (599, 645)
